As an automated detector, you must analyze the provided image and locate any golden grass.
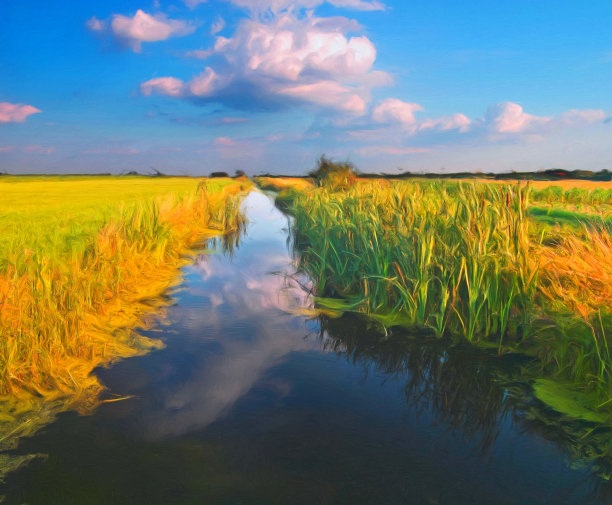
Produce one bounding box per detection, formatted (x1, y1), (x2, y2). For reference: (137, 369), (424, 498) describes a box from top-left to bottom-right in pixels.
(0, 176), (251, 434)
(254, 176), (315, 192)
(472, 179), (612, 190)
(0, 176), (211, 269)
(538, 229), (612, 318)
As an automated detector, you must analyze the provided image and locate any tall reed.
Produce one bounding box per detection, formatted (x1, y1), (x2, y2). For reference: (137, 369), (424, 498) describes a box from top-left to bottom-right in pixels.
(276, 176), (612, 417)
(285, 180), (538, 344)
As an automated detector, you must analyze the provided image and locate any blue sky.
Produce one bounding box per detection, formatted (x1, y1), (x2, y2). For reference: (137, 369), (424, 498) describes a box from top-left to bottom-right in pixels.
(1, 0), (611, 175)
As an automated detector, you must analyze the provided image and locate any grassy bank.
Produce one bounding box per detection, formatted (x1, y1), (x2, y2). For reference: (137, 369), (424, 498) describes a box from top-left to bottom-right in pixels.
(263, 173), (612, 424)
(0, 176), (251, 430)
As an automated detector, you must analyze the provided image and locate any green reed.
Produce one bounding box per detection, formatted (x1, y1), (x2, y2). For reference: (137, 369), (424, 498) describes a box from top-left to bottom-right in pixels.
(285, 179), (538, 345)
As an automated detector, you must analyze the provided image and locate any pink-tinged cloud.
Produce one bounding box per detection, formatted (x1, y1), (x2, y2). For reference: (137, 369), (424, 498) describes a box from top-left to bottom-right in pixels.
(486, 102), (550, 133)
(419, 113), (471, 133)
(560, 109), (606, 125)
(214, 136), (237, 146)
(372, 98), (423, 124)
(211, 16), (226, 35)
(141, 12), (388, 115)
(358, 145), (431, 156)
(278, 81), (366, 114)
(87, 10), (194, 52)
(188, 68), (226, 96)
(220, 117), (248, 124)
(0, 102), (42, 123)
(140, 77), (185, 97)
(482, 102), (607, 136)
(0, 146), (16, 153)
(328, 0), (386, 11)
(184, 49), (213, 60)
(233, 20), (377, 80)
(215, 0), (385, 12)
(23, 145), (55, 155)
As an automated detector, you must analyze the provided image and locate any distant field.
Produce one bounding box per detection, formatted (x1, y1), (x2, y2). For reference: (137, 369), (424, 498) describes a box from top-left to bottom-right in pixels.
(0, 176), (236, 270)
(257, 175), (612, 191)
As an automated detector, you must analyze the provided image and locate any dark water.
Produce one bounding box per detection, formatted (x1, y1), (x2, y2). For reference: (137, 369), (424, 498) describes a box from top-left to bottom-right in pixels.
(3, 192), (607, 504)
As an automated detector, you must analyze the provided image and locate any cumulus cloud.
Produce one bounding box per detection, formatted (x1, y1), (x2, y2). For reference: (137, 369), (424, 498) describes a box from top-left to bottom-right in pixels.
(87, 9), (194, 52)
(141, 76), (186, 97)
(372, 98), (423, 124)
(482, 102), (606, 136)
(141, 12), (389, 115)
(419, 113), (471, 133)
(278, 81), (366, 114)
(484, 102), (550, 134)
(343, 100), (610, 162)
(0, 102), (42, 123)
(370, 99), (470, 135)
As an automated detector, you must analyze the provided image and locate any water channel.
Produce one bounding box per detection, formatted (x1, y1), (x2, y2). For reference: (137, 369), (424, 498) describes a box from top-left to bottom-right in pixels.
(2, 191), (605, 504)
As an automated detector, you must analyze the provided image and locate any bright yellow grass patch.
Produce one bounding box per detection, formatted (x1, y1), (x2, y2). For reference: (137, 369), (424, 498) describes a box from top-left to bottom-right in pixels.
(0, 176), (251, 441)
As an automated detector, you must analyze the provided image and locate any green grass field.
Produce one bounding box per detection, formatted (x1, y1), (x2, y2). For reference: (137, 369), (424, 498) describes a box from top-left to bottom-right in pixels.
(0, 176), (237, 272)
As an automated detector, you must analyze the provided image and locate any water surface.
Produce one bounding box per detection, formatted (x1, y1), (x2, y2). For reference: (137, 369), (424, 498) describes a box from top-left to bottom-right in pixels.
(3, 191), (606, 504)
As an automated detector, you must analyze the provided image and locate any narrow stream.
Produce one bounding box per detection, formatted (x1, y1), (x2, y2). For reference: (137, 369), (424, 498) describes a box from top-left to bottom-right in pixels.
(3, 191), (604, 504)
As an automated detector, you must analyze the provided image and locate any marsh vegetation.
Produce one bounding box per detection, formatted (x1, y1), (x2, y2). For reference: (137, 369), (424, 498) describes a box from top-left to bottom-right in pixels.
(258, 160), (612, 481)
(0, 176), (250, 459)
(2, 168), (612, 502)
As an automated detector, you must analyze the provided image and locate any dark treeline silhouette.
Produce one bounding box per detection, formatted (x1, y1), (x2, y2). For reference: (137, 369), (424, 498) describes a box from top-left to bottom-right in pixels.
(361, 167), (612, 181)
(260, 156), (612, 181)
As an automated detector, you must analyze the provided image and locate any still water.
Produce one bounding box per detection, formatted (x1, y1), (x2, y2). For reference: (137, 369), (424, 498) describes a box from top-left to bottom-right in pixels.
(2, 191), (605, 504)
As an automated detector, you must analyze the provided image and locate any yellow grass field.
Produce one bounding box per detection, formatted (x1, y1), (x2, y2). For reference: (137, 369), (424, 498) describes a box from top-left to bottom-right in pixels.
(0, 176), (252, 442)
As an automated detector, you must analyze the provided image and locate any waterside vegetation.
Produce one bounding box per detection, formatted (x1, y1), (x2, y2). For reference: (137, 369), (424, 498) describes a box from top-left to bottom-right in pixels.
(257, 160), (612, 432)
(0, 176), (251, 444)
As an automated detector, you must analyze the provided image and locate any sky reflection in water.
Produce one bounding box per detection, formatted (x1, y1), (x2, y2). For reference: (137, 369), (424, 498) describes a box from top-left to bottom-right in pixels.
(2, 191), (606, 505)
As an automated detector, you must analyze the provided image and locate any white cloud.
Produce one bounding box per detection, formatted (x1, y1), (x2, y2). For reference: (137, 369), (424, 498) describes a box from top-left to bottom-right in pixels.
(372, 98), (423, 124)
(141, 12), (389, 115)
(278, 80), (366, 114)
(482, 102), (607, 136)
(87, 9), (194, 52)
(559, 109), (607, 125)
(419, 113), (471, 133)
(484, 102), (550, 134)
(0, 102), (42, 123)
(140, 76), (185, 97)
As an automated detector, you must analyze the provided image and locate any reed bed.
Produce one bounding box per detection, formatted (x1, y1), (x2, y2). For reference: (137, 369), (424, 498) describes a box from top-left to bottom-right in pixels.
(285, 179), (538, 343)
(0, 176), (250, 425)
(274, 176), (612, 419)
